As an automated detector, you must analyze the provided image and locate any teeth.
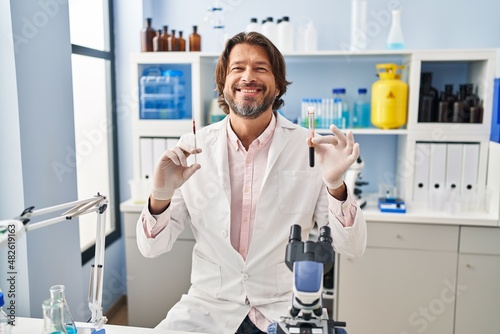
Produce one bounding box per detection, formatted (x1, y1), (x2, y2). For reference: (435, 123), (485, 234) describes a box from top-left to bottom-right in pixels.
(241, 89), (257, 93)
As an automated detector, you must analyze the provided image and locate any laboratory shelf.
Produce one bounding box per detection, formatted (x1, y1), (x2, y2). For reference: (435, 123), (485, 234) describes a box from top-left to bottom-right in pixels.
(130, 48), (499, 224)
(316, 128), (408, 135)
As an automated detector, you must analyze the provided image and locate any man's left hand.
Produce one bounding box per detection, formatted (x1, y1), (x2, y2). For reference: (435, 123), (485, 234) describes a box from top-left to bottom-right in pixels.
(309, 124), (360, 190)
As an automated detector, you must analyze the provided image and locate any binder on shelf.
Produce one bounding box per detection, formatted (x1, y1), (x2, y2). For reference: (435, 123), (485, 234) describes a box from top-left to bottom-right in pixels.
(462, 143), (480, 196)
(140, 137), (154, 181)
(428, 143), (447, 209)
(413, 143), (431, 202)
(445, 143), (463, 195)
(153, 138), (168, 166)
(491, 78), (500, 143)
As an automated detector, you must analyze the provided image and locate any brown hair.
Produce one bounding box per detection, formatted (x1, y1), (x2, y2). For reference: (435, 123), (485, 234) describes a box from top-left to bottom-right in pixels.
(214, 31), (291, 114)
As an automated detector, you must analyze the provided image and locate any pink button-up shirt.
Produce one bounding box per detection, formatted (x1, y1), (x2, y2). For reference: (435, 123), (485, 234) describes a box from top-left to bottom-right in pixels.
(143, 113), (357, 331)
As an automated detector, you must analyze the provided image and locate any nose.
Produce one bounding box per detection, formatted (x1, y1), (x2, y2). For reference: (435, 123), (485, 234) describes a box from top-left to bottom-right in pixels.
(241, 67), (256, 83)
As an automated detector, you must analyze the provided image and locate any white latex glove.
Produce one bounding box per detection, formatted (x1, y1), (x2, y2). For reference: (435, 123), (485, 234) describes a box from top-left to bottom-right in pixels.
(151, 141), (201, 200)
(310, 125), (360, 189)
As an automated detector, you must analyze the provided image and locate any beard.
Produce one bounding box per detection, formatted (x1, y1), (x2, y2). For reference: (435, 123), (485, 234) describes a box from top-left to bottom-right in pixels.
(224, 84), (276, 119)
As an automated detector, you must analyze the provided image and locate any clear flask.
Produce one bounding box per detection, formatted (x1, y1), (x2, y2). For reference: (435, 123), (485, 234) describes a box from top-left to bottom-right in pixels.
(41, 299), (68, 334)
(49, 285), (77, 334)
(0, 292), (12, 334)
(386, 9), (405, 50)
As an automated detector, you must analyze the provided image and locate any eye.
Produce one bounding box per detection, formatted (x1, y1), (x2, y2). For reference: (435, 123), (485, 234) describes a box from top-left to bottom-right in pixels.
(256, 67), (268, 72)
(230, 66), (243, 72)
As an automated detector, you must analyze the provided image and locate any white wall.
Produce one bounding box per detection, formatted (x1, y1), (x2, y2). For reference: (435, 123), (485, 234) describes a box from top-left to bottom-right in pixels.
(147, 0), (500, 52)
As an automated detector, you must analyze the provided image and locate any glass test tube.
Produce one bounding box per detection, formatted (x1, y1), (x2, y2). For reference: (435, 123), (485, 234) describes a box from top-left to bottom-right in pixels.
(308, 106), (315, 167)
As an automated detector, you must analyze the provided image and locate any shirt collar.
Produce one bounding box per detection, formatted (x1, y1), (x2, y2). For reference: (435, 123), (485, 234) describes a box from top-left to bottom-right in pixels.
(226, 113), (277, 151)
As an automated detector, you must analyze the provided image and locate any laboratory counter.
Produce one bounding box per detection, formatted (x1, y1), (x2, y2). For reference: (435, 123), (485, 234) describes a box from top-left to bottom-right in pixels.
(12, 317), (206, 334)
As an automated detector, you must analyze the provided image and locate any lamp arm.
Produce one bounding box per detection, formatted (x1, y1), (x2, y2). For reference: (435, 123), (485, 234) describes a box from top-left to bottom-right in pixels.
(14, 193), (109, 329)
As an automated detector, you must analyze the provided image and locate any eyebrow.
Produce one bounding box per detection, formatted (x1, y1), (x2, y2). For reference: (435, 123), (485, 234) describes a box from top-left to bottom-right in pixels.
(229, 60), (271, 67)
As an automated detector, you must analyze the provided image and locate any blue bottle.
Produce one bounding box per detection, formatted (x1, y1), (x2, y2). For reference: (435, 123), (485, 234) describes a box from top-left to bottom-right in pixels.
(332, 88), (349, 128)
(353, 88), (371, 128)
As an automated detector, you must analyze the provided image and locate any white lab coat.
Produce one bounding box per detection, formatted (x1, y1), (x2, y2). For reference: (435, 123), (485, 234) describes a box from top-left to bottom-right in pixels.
(137, 114), (367, 333)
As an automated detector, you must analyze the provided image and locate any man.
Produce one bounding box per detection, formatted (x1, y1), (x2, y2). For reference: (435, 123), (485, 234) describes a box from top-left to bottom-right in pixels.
(137, 31), (367, 334)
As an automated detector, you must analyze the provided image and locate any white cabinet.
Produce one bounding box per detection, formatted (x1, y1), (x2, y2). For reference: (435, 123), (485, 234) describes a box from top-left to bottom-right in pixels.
(336, 223), (500, 334)
(455, 227), (500, 334)
(120, 200), (195, 328)
(336, 222), (459, 334)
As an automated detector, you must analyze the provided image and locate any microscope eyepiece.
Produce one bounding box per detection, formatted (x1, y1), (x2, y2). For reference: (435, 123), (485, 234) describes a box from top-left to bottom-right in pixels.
(289, 224), (302, 242)
(318, 226), (332, 244)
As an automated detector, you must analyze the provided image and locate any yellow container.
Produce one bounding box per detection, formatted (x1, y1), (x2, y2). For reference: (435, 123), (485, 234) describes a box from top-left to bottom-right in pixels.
(371, 63), (408, 129)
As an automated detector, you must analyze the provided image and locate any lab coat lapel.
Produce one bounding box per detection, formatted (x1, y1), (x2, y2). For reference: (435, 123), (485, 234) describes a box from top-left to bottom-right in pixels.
(261, 114), (293, 188)
(212, 117), (232, 205)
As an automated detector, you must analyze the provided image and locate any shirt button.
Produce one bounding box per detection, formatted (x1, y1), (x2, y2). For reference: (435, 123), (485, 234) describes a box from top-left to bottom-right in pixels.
(221, 231), (228, 238)
(242, 273), (249, 280)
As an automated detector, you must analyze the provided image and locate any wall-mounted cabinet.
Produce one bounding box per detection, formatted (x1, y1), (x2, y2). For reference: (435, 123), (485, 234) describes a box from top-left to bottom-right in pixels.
(129, 49), (499, 227)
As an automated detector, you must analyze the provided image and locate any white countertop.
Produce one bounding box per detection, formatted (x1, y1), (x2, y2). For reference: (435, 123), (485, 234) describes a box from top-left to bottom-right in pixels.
(120, 198), (499, 227)
(12, 317), (206, 334)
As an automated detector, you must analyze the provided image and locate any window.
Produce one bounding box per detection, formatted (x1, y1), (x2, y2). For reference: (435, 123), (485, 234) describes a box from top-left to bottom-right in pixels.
(68, 0), (119, 263)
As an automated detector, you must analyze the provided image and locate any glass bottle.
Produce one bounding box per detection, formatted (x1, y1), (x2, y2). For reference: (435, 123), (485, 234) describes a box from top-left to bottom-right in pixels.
(332, 88), (349, 129)
(160, 26), (170, 51)
(278, 16), (294, 52)
(353, 88), (371, 128)
(0, 291), (12, 334)
(454, 84), (470, 123)
(386, 9), (405, 50)
(168, 30), (179, 51)
(437, 84), (455, 122)
(418, 72), (439, 122)
(189, 25), (201, 51)
(49, 285), (77, 334)
(41, 299), (68, 334)
(152, 30), (163, 52)
(178, 31), (186, 51)
(350, 0), (368, 51)
(141, 17), (155, 52)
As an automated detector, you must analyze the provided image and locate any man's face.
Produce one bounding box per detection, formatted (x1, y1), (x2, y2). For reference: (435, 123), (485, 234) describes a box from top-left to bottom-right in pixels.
(223, 43), (279, 119)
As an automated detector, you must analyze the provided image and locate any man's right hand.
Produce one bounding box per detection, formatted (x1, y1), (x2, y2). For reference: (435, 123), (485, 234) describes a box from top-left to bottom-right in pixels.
(150, 142), (201, 214)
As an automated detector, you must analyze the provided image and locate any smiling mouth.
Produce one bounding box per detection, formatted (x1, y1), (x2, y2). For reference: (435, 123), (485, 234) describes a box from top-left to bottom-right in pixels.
(235, 85), (264, 94)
